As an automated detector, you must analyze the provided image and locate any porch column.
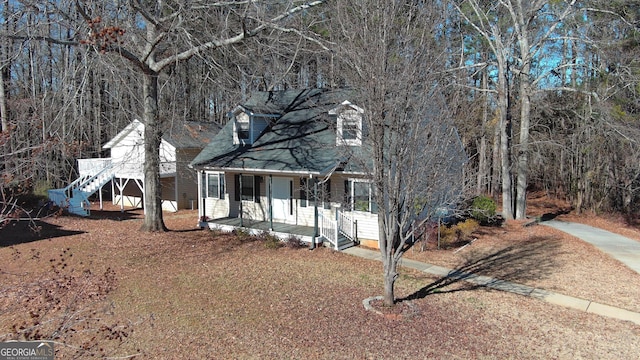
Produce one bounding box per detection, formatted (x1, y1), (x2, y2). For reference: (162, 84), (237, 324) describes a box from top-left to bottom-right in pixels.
(269, 175), (273, 231)
(98, 182), (104, 210)
(312, 177), (318, 249)
(174, 174), (179, 211)
(239, 173), (243, 227)
(119, 177), (124, 213)
(198, 171), (204, 220)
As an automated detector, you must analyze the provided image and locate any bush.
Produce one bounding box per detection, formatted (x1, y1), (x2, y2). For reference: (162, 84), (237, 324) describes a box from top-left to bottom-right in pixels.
(232, 228), (253, 242)
(33, 180), (52, 197)
(283, 235), (306, 249)
(263, 235), (283, 249)
(470, 195), (497, 224)
(438, 219), (479, 248)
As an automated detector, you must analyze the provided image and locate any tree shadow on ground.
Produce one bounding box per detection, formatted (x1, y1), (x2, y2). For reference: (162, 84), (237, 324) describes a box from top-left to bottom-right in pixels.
(0, 220), (86, 247)
(86, 208), (144, 221)
(540, 208), (572, 221)
(399, 236), (564, 302)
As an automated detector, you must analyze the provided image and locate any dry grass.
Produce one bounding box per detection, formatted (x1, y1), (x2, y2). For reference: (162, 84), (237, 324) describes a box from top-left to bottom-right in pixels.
(1, 200), (639, 359)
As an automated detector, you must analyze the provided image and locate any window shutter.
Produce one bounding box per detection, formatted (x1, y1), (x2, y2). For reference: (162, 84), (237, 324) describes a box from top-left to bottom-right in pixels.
(324, 180), (331, 209)
(344, 180), (351, 210)
(300, 178), (307, 207)
(234, 174), (240, 201)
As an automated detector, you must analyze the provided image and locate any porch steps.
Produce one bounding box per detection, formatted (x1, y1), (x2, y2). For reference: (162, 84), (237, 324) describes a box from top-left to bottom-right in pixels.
(48, 161), (117, 216)
(334, 234), (357, 251)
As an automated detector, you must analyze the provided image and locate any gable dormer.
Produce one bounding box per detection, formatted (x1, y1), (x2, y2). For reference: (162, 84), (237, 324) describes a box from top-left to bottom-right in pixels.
(329, 101), (364, 146)
(230, 106), (278, 146)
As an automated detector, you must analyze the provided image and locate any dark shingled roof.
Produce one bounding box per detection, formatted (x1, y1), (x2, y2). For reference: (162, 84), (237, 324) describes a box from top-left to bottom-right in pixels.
(163, 121), (221, 149)
(190, 88), (354, 174)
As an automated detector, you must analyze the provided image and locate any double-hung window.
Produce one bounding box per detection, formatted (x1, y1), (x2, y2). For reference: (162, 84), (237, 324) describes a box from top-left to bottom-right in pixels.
(300, 178), (331, 209)
(241, 174), (254, 201)
(234, 112), (251, 145)
(234, 174), (261, 203)
(335, 109), (363, 146)
(203, 173), (225, 199)
(345, 179), (377, 213)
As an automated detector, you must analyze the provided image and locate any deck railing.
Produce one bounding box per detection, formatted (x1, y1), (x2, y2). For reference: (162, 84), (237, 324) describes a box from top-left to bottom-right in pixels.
(78, 158), (112, 177)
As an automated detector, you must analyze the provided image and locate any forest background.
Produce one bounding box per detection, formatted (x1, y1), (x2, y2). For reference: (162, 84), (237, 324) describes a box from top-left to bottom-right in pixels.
(0, 0), (639, 224)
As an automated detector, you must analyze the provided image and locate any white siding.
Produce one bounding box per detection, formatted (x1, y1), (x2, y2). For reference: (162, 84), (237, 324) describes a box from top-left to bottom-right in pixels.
(204, 197), (229, 219)
(108, 122), (177, 178)
(349, 211), (379, 242)
(110, 126), (145, 178)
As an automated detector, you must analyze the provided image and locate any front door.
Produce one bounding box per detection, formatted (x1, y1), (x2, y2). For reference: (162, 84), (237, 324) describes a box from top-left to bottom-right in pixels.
(272, 177), (293, 222)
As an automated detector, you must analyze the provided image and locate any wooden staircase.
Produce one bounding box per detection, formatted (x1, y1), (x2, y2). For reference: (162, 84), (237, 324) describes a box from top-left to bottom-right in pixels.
(48, 159), (116, 216)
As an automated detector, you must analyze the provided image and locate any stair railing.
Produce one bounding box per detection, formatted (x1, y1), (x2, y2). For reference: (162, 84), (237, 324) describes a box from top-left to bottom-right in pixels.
(337, 211), (357, 243)
(48, 159), (117, 215)
(318, 212), (339, 250)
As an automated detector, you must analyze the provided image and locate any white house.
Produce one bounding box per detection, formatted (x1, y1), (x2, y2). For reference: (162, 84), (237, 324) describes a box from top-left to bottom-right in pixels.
(190, 89), (380, 249)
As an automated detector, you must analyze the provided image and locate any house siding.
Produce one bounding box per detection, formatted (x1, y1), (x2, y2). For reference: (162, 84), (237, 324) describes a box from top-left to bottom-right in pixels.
(199, 171), (380, 246)
(110, 127), (145, 178)
(176, 149), (199, 209)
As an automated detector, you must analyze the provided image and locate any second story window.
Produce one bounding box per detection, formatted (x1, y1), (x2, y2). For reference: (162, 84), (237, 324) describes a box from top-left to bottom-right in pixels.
(234, 112), (251, 145)
(341, 112), (360, 141)
(330, 101), (364, 146)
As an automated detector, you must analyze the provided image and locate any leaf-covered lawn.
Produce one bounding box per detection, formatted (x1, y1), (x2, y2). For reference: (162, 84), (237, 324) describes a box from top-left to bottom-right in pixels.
(1, 202), (639, 359)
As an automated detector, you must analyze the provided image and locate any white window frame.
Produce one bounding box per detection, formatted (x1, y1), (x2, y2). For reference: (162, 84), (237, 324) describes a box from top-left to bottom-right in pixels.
(346, 179), (377, 213)
(233, 112), (251, 145)
(337, 110), (362, 146)
(330, 101), (364, 146)
(204, 172), (225, 199)
(240, 174), (255, 201)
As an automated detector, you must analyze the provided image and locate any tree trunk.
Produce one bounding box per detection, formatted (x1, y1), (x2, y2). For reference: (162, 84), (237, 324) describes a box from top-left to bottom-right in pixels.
(498, 60), (514, 220)
(380, 221), (398, 306)
(0, 66), (8, 133)
(477, 62), (489, 195)
(140, 72), (167, 232)
(515, 10), (531, 220)
(383, 258), (397, 306)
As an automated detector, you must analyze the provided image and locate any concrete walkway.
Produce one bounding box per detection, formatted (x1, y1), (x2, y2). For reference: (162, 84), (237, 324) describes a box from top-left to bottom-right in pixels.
(541, 219), (640, 275)
(342, 243), (640, 326)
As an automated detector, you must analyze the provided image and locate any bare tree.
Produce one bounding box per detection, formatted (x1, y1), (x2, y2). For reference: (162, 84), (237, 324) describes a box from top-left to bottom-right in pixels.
(456, 0), (580, 219)
(332, 0), (467, 306)
(4, 0), (328, 231)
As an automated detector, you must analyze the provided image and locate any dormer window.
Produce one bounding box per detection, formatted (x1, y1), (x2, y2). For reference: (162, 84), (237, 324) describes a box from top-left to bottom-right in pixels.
(231, 107), (278, 146)
(330, 101), (364, 146)
(235, 112), (250, 144)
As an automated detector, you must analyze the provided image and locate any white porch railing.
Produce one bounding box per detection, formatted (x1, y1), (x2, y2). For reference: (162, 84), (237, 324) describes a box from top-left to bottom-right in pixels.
(319, 212), (339, 249)
(318, 210), (357, 250)
(78, 158), (112, 177)
(338, 211), (357, 241)
(48, 160), (118, 216)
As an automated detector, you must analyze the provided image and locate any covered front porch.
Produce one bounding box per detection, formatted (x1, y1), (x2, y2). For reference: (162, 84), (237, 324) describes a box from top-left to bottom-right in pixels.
(199, 210), (359, 250)
(200, 217), (319, 245)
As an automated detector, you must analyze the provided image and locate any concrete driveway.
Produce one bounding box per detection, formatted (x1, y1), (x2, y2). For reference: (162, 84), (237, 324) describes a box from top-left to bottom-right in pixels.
(541, 220), (640, 275)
